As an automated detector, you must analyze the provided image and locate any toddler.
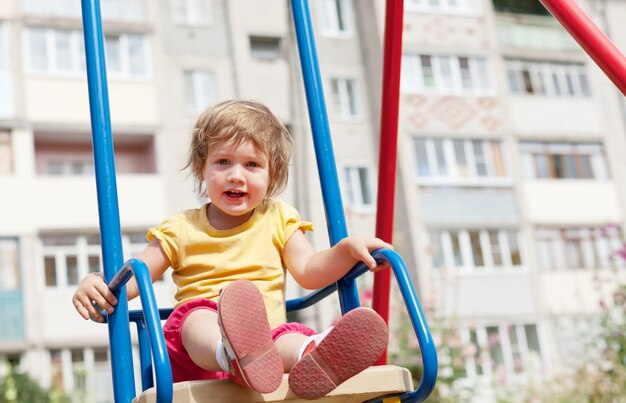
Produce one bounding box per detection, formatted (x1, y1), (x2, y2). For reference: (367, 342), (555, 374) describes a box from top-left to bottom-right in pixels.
(72, 100), (390, 399)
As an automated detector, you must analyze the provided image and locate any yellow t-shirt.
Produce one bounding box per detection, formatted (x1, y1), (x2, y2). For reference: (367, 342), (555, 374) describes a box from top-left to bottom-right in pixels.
(147, 199), (313, 328)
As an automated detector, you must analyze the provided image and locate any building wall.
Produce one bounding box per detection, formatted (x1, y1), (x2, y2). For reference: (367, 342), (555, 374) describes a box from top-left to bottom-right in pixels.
(1, 0), (625, 401)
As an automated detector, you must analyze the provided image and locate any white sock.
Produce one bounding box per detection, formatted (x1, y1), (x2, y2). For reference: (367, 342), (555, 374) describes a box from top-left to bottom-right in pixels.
(297, 326), (334, 361)
(215, 340), (233, 372)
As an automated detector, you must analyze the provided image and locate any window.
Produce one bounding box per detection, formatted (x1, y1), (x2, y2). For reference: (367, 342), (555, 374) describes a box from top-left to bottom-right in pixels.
(506, 59), (591, 97)
(183, 70), (215, 116)
(105, 34), (149, 77)
(317, 0), (351, 36)
(35, 135), (156, 175)
(331, 78), (360, 119)
(0, 22), (6, 70)
(249, 36), (282, 61)
(24, 0), (146, 21)
(25, 28), (149, 78)
(402, 54), (493, 94)
(45, 159), (94, 175)
(0, 131), (13, 174)
(172, 0), (212, 26)
(25, 28), (85, 75)
(49, 347), (114, 403)
(41, 233), (147, 288)
(428, 229), (523, 271)
(535, 226), (624, 270)
(0, 239), (19, 290)
(413, 138), (508, 185)
(461, 323), (544, 379)
(406, 0), (482, 14)
(343, 166), (374, 209)
(520, 142), (608, 179)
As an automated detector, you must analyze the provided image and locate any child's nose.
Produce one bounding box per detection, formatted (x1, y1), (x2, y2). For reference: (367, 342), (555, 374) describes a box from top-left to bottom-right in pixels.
(227, 165), (245, 183)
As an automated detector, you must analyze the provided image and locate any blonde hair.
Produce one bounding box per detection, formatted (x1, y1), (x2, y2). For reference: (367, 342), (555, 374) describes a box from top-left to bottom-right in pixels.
(185, 100), (293, 199)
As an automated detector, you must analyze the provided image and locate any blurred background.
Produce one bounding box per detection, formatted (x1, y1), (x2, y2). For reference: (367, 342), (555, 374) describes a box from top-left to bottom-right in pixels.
(0, 0), (625, 401)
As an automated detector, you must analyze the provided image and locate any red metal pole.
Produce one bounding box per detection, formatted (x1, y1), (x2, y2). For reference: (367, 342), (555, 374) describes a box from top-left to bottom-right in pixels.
(373, 0), (404, 365)
(540, 0), (626, 96)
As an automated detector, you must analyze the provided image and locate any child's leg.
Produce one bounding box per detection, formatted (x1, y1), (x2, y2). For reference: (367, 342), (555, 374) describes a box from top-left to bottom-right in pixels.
(217, 280), (283, 393)
(287, 307), (389, 400)
(181, 309), (222, 371)
(274, 332), (309, 371)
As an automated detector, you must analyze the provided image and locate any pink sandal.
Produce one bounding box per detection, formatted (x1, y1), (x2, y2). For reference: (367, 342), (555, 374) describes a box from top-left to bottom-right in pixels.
(217, 280), (283, 393)
(288, 307), (389, 399)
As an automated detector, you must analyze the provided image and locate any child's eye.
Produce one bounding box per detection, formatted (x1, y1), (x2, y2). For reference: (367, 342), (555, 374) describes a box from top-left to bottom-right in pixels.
(246, 161), (258, 167)
(217, 159), (230, 165)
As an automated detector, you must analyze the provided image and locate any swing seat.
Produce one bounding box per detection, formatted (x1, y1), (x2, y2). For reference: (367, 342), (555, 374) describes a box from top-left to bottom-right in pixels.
(133, 365), (412, 403)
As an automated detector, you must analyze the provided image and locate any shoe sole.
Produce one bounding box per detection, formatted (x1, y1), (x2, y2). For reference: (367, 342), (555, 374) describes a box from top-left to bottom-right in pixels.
(288, 307), (389, 400)
(218, 280), (283, 393)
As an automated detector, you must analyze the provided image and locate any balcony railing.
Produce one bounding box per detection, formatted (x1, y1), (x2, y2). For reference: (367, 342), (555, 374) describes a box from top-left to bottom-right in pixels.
(496, 14), (579, 51)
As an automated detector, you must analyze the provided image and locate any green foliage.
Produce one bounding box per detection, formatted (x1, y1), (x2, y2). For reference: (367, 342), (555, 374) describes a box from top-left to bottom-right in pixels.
(0, 362), (69, 403)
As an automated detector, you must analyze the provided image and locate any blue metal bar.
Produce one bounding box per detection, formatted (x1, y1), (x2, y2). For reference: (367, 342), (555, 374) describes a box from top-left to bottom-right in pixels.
(129, 259), (173, 402)
(374, 249), (437, 402)
(289, 0), (360, 313)
(101, 260), (173, 402)
(136, 320), (154, 391)
(79, 1), (135, 401)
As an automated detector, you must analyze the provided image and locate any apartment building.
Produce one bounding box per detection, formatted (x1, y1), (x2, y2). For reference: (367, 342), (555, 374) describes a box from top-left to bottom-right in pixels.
(0, 0), (624, 401)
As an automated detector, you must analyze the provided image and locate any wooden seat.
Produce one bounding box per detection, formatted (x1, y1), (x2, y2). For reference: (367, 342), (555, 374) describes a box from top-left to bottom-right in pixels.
(133, 365), (413, 403)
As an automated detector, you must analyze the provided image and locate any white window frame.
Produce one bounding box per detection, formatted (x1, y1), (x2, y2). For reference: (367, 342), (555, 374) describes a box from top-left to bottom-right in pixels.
(0, 22), (7, 71)
(330, 77), (361, 120)
(520, 141), (608, 180)
(0, 130), (13, 175)
(24, 0), (146, 22)
(429, 228), (525, 272)
(171, 0), (213, 27)
(183, 69), (215, 116)
(317, 0), (352, 37)
(405, 0), (482, 15)
(0, 238), (19, 291)
(413, 138), (511, 186)
(506, 59), (591, 97)
(49, 347), (114, 402)
(24, 28), (85, 77)
(343, 165), (376, 212)
(41, 233), (148, 289)
(24, 28), (150, 79)
(535, 226), (624, 270)
(402, 53), (494, 95)
(459, 323), (545, 380)
(104, 33), (151, 79)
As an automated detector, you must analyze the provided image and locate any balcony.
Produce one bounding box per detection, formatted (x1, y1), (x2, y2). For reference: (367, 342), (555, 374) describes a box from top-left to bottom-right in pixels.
(0, 292), (24, 342)
(495, 14), (579, 51)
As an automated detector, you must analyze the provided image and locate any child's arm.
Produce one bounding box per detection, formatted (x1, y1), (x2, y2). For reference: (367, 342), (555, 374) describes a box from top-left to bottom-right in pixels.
(283, 230), (393, 290)
(71, 238), (170, 322)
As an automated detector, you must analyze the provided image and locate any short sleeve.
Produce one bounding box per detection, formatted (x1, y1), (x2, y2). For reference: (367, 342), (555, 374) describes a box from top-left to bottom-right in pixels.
(276, 201), (313, 248)
(146, 214), (180, 269)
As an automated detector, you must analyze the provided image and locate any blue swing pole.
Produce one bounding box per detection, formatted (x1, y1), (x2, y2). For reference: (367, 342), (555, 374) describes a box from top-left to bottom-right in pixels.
(289, 0), (360, 313)
(80, 0), (136, 401)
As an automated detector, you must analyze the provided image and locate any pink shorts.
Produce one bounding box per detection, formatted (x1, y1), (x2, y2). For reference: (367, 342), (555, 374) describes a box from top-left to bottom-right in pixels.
(163, 298), (317, 383)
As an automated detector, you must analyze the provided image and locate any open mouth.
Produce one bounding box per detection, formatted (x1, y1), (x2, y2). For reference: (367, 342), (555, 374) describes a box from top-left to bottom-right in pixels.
(225, 190), (246, 198)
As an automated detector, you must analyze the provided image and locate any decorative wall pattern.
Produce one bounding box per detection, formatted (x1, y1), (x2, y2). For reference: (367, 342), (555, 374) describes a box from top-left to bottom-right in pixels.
(403, 95), (503, 133)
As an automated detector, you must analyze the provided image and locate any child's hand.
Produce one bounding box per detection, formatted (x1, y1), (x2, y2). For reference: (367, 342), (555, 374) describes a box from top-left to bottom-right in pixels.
(339, 236), (393, 272)
(72, 272), (118, 323)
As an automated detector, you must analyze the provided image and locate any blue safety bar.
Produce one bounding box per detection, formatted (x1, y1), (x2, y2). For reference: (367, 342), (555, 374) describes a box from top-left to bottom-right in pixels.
(80, 0), (437, 401)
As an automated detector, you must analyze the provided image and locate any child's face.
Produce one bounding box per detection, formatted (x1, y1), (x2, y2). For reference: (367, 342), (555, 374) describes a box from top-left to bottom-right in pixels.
(203, 139), (270, 220)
